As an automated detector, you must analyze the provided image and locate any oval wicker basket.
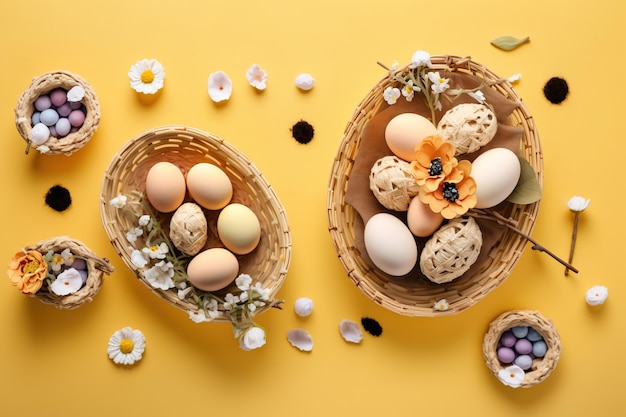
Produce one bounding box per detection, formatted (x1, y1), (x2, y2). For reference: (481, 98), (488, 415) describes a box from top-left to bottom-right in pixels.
(99, 125), (292, 322)
(483, 310), (561, 388)
(15, 70), (100, 156)
(25, 236), (114, 309)
(327, 55), (542, 317)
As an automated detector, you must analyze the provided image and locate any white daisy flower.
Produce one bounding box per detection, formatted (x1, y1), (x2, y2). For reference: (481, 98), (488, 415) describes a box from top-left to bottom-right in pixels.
(208, 71), (232, 102)
(107, 327), (146, 365)
(142, 242), (169, 259)
(246, 64), (268, 90)
(109, 194), (127, 209)
(128, 59), (165, 94)
(235, 273), (252, 291)
(144, 260), (175, 290)
(383, 87), (401, 105)
(434, 299), (449, 311)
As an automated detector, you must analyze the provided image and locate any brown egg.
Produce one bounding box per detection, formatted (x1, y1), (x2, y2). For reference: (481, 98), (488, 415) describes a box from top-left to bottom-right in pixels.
(407, 196), (445, 237)
(145, 162), (186, 213)
(186, 248), (239, 292)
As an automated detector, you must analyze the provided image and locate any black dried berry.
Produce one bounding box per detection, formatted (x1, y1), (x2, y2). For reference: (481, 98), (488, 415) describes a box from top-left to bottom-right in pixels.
(361, 317), (383, 337)
(45, 185), (71, 212)
(291, 120), (314, 144)
(543, 77), (569, 104)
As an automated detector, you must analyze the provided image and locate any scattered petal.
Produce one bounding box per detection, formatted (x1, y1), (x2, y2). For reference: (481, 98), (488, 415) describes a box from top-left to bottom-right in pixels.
(339, 319), (363, 344)
(287, 328), (314, 351)
(490, 36), (530, 51)
(67, 85), (85, 102)
(208, 71), (232, 102)
(498, 365), (525, 388)
(507, 73), (522, 83)
(586, 285), (608, 306)
(295, 73), (315, 91)
(246, 64), (268, 90)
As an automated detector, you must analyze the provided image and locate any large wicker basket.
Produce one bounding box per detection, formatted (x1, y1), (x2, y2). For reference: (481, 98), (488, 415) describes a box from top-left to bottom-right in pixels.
(99, 125), (292, 322)
(25, 236), (114, 309)
(483, 310), (561, 388)
(15, 70), (100, 155)
(327, 55), (542, 317)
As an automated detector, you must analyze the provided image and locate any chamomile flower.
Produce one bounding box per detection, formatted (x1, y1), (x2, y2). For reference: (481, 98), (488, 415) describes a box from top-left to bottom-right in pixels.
(142, 242), (169, 260)
(434, 299), (449, 311)
(409, 50), (432, 69)
(109, 194), (127, 209)
(189, 309), (211, 323)
(128, 59), (165, 94)
(401, 80), (416, 102)
(130, 249), (148, 268)
(236, 273), (253, 291)
(107, 327), (146, 366)
(427, 71), (450, 94)
(126, 227), (143, 243)
(144, 260), (175, 290)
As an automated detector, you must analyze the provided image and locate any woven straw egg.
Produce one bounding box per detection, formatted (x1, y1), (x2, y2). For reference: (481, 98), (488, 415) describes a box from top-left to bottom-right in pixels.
(369, 155), (420, 211)
(437, 103), (497, 155)
(169, 202), (208, 256)
(420, 216), (482, 283)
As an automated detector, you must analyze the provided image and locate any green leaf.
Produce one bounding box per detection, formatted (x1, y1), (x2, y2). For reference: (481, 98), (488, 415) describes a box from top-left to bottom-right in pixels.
(507, 156), (542, 204)
(490, 36), (530, 51)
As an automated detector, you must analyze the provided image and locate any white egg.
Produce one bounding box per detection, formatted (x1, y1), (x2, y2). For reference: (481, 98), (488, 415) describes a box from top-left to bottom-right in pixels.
(364, 213), (418, 276)
(471, 148), (521, 208)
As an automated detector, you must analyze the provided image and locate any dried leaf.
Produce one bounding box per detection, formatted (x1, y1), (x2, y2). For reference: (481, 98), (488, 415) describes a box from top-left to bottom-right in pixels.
(507, 156), (542, 204)
(490, 36), (530, 51)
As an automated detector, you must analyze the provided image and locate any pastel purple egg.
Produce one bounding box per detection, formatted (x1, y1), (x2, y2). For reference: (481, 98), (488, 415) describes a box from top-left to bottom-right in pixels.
(31, 111), (41, 125)
(68, 109), (85, 127)
(34, 95), (52, 111)
(71, 258), (87, 270)
(500, 331), (517, 348)
(514, 354), (533, 370)
(497, 346), (516, 364)
(77, 268), (88, 284)
(50, 88), (67, 107)
(48, 125), (57, 137)
(40, 108), (59, 126)
(55, 118), (71, 137)
(515, 338), (533, 355)
(57, 102), (72, 117)
(69, 100), (82, 110)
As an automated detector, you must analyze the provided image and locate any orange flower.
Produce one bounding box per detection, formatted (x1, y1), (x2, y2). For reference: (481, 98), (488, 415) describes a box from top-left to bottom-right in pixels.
(7, 250), (48, 294)
(419, 160), (477, 219)
(410, 135), (457, 192)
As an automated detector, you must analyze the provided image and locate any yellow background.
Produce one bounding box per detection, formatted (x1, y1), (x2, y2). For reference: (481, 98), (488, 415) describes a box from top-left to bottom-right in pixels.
(1, 0), (624, 415)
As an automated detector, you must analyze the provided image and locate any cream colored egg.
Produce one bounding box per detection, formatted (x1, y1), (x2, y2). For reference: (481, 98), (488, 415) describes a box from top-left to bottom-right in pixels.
(364, 213), (418, 276)
(145, 161), (186, 213)
(217, 203), (261, 255)
(186, 163), (233, 210)
(407, 196), (445, 237)
(471, 148), (521, 208)
(187, 248), (239, 292)
(384, 113), (438, 161)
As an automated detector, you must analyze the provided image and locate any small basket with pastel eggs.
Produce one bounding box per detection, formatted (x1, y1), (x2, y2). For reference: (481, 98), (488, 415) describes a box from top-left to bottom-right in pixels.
(483, 310), (561, 388)
(15, 70), (100, 155)
(6, 235), (114, 309)
(327, 52), (557, 317)
(100, 125), (292, 345)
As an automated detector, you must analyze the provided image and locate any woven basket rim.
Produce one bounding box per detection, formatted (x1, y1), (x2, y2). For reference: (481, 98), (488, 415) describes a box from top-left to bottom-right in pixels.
(24, 235), (114, 309)
(14, 69), (101, 156)
(99, 125), (292, 323)
(482, 309), (561, 388)
(327, 54), (543, 317)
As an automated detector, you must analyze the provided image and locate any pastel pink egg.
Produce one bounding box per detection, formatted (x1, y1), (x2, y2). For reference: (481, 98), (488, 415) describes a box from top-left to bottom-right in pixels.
(68, 109), (85, 127)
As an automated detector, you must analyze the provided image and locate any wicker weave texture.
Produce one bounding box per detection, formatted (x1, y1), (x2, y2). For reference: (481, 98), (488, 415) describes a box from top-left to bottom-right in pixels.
(26, 236), (114, 309)
(483, 310), (561, 388)
(327, 55), (543, 317)
(99, 125), (292, 322)
(14, 70), (100, 156)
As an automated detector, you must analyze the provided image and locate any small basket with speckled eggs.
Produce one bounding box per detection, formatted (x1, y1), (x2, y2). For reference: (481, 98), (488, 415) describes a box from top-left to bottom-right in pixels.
(483, 310), (561, 388)
(99, 125), (292, 323)
(327, 55), (543, 317)
(14, 70), (100, 156)
(10, 236), (114, 309)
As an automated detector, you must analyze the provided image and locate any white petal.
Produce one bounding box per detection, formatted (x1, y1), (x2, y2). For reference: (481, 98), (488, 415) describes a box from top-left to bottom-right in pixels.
(208, 71), (233, 102)
(287, 328), (314, 351)
(339, 319), (363, 343)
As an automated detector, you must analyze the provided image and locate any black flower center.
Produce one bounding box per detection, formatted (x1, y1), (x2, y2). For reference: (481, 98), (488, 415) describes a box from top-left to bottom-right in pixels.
(442, 182), (459, 202)
(429, 157), (443, 176)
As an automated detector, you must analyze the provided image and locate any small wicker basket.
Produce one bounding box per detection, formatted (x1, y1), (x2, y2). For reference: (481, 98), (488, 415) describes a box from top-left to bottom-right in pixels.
(99, 125), (292, 322)
(25, 236), (114, 309)
(327, 55), (542, 317)
(15, 70), (100, 155)
(483, 310), (561, 388)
